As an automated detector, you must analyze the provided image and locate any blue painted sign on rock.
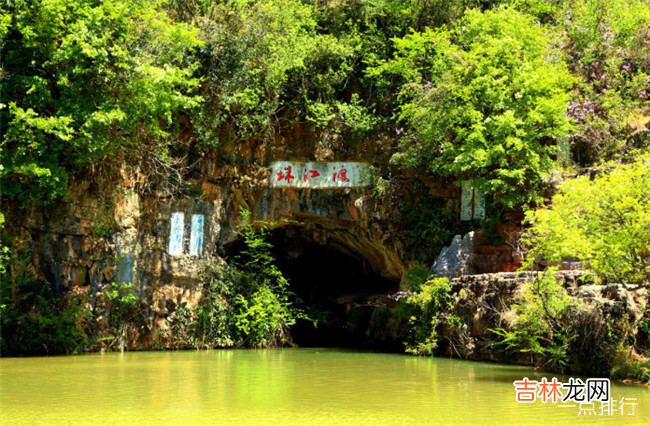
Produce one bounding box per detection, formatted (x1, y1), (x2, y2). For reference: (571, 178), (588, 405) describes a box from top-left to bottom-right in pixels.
(116, 255), (132, 284)
(169, 212), (184, 255)
(190, 214), (204, 256)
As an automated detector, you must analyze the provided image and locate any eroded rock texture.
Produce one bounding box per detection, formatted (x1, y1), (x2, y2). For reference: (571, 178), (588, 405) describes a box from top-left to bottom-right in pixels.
(5, 132), (525, 349)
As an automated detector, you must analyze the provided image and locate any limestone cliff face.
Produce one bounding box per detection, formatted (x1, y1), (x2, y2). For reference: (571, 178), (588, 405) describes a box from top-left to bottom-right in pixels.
(5, 153), (412, 348)
(4, 129), (521, 349)
(9, 163), (646, 356)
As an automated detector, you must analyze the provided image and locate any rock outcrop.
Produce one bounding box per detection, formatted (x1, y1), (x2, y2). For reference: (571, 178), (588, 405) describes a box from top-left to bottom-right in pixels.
(431, 232), (476, 277)
(4, 132), (529, 350)
(443, 271), (649, 363)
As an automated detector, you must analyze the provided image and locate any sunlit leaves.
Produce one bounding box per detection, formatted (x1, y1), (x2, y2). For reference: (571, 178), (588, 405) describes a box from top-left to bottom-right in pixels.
(369, 6), (575, 210)
(524, 152), (650, 287)
(1, 0), (201, 205)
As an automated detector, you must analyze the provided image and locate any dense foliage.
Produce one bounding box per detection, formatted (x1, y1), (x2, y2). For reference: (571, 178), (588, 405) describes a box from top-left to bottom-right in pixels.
(394, 267), (649, 382)
(524, 152), (650, 287)
(1, 0), (201, 205)
(397, 277), (474, 356)
(559, 0), (650, 164)
(168, 216), (307, 349)
(401, 277), (458, 355)
(493, 268), (576, 372)
(0, 248), (89, 355)
(229, 217), (308, 347)
(493, 268), (649, 382)
(368, 6), (574, 208)
(2, 0), (648, 210)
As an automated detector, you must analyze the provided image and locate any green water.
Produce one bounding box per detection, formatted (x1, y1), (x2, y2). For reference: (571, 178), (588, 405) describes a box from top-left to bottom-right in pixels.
(0, 349), (647, 426)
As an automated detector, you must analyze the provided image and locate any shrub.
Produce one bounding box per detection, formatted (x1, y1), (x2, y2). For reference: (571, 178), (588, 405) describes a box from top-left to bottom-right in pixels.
(494, 268), (649, 380)
(402, 277), (460, 356)
(399, 193), (467, 264)
(100, 281), (139, 351)
(610, 348), (650, 383)
(231, 216), (309, 347)
(559, 0), (650, 164)
(0, 248), (88, 356)
(170, 214), (308, 349)
(190, 264), (241, 348)
(493, 268), (575, 372)
(523, 152), (650, 287)
(400, 262), (430, 293)
(1, 0), (201, 205)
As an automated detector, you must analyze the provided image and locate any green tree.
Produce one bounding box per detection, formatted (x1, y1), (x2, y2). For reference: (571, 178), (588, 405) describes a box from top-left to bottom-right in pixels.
(368, 6), (575, 210)
(186, 0), (334, 146)
(177, 1), (500, 151)
(524, 152), (650, 287)
(402, 277), (461, 356)
(1, 0), (201, 205)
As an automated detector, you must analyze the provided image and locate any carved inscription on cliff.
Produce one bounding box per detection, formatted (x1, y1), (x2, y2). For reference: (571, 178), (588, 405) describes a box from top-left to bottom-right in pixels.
(270, 161), (369, 188)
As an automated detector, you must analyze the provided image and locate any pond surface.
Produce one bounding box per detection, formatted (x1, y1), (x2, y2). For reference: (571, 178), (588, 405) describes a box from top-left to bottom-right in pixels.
(0, 349), (647, 425)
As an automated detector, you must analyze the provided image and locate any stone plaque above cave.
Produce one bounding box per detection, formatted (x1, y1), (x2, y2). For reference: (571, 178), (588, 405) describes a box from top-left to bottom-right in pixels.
(270, 161), (369, 188)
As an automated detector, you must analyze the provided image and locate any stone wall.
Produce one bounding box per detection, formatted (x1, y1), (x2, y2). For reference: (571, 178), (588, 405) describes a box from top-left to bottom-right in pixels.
(443, 271), (648, 363)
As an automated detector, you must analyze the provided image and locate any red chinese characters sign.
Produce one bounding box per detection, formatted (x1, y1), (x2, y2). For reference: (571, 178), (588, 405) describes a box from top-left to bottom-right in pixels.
(270, 162), (369, 188)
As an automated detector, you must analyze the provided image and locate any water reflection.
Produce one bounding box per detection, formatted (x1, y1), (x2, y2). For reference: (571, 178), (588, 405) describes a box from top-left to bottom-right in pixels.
(0, 349), (647, 425)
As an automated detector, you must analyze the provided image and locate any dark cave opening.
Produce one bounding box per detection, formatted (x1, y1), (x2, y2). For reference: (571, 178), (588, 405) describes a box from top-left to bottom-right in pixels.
(225, 225), (400, 349)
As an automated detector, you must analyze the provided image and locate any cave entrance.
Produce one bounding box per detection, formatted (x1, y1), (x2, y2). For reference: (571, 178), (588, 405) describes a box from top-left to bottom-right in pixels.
(226, 224), (400, 349)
